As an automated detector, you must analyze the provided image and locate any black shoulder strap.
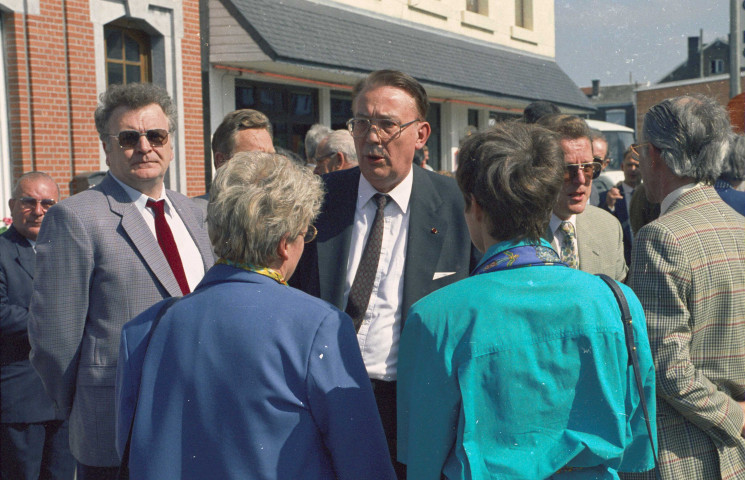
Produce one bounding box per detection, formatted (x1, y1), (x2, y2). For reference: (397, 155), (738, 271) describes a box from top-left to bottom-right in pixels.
(596, 274), (661, 480)
(119, 296), (180, 479)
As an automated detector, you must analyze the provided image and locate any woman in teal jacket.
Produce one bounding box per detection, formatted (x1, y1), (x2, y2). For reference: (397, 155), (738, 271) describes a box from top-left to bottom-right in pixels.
(397, 122), (657, 480)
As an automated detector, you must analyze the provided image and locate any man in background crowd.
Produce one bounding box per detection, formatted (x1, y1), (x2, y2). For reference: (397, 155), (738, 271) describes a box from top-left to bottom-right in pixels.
(305, 123), (333, 168)
(313, 129), (358, 175)
(194, 109), (275, 210)
(601, 147), (641, 265)
(1, 172), (74, 479)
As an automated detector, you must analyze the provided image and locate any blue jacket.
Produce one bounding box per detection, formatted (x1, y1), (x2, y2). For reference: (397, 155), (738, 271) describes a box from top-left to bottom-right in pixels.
(116, 264), (395, 479)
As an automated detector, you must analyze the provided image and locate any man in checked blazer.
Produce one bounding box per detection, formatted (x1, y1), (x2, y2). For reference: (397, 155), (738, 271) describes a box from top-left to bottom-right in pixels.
(28, 83), (213, 478)
(621, 95), (745, 480)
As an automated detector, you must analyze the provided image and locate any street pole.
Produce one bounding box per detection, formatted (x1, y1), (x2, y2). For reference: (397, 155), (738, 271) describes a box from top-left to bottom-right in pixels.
(731, 0), (741, 97)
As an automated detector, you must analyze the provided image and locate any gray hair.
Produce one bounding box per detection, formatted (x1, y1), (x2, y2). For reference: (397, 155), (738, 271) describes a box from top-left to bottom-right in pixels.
(321, 129), (358, 165)
(304, 124), (332, 160)
(721, 134), (745, 183)
(12, 171), (60, 199)
(207, 152), (324, 266)
(94, 83), (177, 140)
(643, 94), (731, 183)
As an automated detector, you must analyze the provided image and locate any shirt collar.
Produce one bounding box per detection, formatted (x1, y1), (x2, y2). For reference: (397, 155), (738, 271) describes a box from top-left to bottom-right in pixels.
(356, 167), (414, 213)
(549, 212), (576, 236)
(110, 173), (171, 212)
(660, 182), (699, 215)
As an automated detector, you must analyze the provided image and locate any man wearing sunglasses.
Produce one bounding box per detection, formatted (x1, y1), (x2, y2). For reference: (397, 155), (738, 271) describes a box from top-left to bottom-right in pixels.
(538, 114), (627, 282)
(1, 172), (75, 479)
(27, 83), (213, 479)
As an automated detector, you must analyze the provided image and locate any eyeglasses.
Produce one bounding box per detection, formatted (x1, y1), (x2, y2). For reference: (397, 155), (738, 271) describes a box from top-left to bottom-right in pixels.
(346, 118), (419, 141)
(302, 225), (318, 243)
(14, 197), (56, 211)
(629, 142), (649, 159)
(108, 129), (169, 149)
(564, 162), (601, 181)
(314, 151), (337, 163)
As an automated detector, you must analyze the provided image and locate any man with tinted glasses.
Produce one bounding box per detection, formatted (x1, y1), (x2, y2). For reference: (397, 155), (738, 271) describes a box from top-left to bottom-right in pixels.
(1, 172), (75, 479)
(290, 70), (473, 478)
(538, 114), (627, 282)
(28, 83), (213, 479)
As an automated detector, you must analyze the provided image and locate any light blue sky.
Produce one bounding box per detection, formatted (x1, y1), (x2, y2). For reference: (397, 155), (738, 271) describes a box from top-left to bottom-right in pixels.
(555, 0), (729, 88)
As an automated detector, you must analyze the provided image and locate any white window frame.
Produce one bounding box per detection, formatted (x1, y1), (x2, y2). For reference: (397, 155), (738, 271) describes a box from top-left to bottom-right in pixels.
(90, 0), (187, 193)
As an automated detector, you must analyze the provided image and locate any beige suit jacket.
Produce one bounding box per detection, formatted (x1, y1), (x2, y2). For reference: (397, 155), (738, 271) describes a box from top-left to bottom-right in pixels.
(622, 185), (745, 480)
(547, 205), (628, 282)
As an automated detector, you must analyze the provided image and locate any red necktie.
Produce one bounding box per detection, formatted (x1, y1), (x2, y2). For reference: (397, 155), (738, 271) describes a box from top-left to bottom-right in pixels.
(146, 199), (190, 295)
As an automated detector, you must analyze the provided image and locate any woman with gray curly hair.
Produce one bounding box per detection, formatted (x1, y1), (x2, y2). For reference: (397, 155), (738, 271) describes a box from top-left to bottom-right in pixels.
(116, 152), (395, 480)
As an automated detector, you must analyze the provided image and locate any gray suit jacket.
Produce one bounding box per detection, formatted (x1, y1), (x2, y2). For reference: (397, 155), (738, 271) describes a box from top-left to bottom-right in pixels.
(28, 173), (214, 466)
(547, 205), (627, 282)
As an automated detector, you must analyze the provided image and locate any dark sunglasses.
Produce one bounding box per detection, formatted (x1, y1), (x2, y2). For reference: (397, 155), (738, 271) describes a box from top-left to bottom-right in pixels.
(15, 197), (56, 211)
(303, 225), (318, 243)
(564, 162), (601, 181)
(108, 129), (169, 149)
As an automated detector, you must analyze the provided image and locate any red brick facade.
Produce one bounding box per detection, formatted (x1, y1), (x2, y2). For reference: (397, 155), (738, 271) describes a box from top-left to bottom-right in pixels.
(2, 0), (205, 199)
(636, 77), (745, 133)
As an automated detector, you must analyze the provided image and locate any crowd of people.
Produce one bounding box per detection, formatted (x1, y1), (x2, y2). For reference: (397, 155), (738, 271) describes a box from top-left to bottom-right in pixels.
(1, 69), (745, 480)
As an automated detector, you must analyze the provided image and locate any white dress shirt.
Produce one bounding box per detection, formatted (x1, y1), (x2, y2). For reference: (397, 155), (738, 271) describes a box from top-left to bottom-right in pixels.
(110, 174), (205, 292)
(549, 213), (578, 259)
(660, 182), (699, 215)
(344, 169), (413, 381)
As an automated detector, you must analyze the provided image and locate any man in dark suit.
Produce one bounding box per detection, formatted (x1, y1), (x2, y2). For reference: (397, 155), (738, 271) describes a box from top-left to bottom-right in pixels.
(1, 172), (74, 479)
(28, 83), (214, 479)
(601, 147), (641, 265)
(291, 70), (473, 478)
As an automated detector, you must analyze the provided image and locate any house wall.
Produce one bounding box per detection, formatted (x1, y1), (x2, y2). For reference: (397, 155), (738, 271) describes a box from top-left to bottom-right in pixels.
(1, 0), (205, 209)
(635, 75), (745, 132)
(328, 0), (555, 58)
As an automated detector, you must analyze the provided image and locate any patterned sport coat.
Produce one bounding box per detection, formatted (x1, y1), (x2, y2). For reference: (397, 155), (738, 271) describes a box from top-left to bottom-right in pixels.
(28, 174), (214, 466)
(621, 185), (745, 480)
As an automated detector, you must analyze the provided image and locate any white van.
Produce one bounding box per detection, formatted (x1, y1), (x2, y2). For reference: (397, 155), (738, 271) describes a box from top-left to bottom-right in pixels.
(585, 119), (635, 186)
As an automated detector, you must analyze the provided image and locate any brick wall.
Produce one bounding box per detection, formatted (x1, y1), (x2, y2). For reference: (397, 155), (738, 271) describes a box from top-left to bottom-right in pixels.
(4, 0), (205, 198)
(636, 77), (745, 133)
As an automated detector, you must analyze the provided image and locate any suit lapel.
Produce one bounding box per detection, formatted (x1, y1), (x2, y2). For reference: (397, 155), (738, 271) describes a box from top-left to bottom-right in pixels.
(402, 168), (446, 322)
(101, 174), (183, 297)
(9, 227), (35, 278)
(317, 168), (359, 309)
(168, 191), (214, 272)
(576, 210), (600, 272)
